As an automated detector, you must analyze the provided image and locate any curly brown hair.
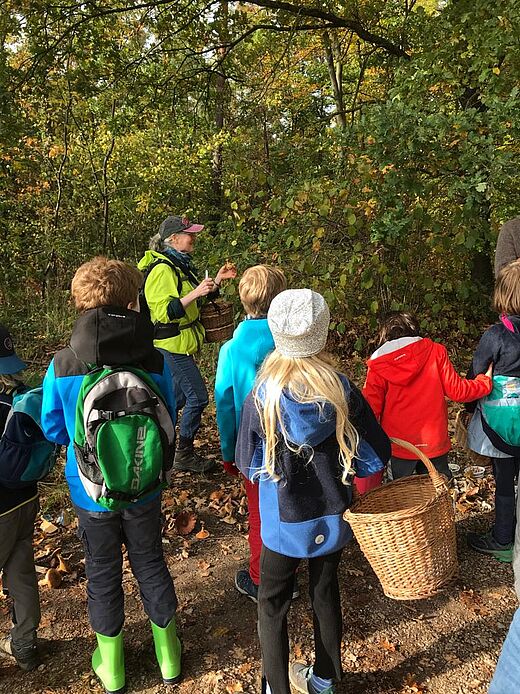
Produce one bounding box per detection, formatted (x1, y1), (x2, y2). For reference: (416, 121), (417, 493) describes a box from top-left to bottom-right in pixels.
(71, 257), (142, 312)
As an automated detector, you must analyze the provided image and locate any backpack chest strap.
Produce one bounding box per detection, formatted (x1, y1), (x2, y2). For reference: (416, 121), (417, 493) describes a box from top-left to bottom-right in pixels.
(91, 397), (159, 422)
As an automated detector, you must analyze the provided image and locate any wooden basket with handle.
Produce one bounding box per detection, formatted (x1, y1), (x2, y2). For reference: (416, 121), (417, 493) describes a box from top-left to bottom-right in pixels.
(344, 438), (458, 600)
(199, 300), (234, 343)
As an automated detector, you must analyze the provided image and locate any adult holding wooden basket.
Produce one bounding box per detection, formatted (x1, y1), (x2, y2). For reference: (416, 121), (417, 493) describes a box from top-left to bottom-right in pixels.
(138, 215), (236, 473)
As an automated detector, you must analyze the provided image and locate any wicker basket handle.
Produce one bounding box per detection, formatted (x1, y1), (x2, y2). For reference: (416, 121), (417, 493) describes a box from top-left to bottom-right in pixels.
(390, 438), (447, 494)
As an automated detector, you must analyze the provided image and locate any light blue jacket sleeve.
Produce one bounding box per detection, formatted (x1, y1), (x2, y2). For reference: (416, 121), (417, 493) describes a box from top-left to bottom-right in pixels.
(215, 342), (238, 461)
(41, 360), (69, 446)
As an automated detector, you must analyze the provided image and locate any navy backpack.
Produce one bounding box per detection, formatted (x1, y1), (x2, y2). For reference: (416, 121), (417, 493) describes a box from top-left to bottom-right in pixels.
(0, 386), (59, 488)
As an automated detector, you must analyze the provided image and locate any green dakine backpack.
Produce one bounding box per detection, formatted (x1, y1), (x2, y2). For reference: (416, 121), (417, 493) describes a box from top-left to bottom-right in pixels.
(74, 366), (176, 510)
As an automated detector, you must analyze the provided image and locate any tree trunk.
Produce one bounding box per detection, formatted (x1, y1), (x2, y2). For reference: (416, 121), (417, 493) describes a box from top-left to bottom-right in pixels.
(322, 30), (346, 130)
(210, 0), (229, 228)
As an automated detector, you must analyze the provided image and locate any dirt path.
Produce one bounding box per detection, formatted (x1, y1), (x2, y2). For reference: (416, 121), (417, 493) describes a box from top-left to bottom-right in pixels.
(0, 433), (516, 694)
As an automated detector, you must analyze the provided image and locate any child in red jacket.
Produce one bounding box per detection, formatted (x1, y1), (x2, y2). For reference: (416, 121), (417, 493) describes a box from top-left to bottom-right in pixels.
(363, 313), (493, 479)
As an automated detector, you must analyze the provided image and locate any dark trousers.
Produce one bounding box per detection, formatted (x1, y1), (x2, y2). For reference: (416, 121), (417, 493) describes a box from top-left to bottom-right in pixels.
(0, 499), (40, 649)
(75, 495), (177, 636)
(492, 457), (520, 545)
(391, 453), (451, 480)
(258, 545), (343, 694)
(164, 352), (209, 440)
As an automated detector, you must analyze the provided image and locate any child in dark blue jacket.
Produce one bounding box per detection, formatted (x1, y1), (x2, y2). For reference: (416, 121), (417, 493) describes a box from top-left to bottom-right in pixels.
(41, 257), (180, 693)
(236, 289), (390, 694)
(467, 259), (520, 562)
(0, 326), (40, 672)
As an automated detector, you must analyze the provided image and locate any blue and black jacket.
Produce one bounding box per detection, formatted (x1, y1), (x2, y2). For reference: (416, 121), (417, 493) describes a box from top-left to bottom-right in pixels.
(41, 306), (176, 512)
(235, 376), (390, 558)
(0, 386), (38, 517)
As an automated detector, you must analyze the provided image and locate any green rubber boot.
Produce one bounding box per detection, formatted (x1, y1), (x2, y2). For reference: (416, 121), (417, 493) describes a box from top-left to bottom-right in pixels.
(92, 631), (125, 694)
(150, 619), (182, 684)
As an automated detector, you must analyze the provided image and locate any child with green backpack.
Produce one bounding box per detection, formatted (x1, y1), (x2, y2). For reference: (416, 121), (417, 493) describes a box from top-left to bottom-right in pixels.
(41, 257), (180, 693)
(466, 259), (520, 563)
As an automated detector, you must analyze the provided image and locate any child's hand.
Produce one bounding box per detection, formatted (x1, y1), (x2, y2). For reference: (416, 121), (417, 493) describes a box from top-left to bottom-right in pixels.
(485, 362), (493, 379)
(459, 410), (472, 428)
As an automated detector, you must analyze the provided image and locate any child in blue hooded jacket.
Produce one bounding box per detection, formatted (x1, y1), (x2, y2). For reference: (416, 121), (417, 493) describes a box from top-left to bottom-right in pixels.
(236, 289), (390, 694)
(215, 265), (287, 602)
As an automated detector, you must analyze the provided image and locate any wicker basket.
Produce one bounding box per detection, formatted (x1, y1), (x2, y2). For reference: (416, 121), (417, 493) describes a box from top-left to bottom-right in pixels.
(344, 438), (458, 600)
(199, 300), (234, 343)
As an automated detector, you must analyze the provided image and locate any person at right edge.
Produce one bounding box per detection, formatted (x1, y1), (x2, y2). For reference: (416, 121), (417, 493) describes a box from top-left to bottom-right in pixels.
(488, 263), (520, 688)
(466, 259), (520, 563)
(235, 289), (390, 694)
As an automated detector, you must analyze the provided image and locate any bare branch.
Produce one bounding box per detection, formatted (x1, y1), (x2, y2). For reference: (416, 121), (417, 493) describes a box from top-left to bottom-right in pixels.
(244, 0), (410, 59)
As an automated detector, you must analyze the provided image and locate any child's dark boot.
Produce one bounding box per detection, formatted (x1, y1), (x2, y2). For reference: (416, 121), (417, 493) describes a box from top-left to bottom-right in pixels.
(235, 569), (259, 602)
(0, 636), (39, 671)
(467, 529), (513, 563)
(172, 436), (215, 473)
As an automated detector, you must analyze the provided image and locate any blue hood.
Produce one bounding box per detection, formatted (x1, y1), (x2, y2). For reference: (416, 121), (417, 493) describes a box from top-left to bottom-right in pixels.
(277, 391), (337, 448)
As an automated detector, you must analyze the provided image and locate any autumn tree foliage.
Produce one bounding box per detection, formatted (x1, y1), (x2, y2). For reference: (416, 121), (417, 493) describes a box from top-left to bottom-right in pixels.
(1, 0), (519, 348)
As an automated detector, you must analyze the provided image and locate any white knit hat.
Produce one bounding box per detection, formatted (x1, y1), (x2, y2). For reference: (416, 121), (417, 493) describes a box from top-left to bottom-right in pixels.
(267, 289), (330, 358)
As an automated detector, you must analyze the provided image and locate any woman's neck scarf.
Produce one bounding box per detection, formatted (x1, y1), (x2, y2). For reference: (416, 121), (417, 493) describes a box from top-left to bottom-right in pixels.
(163, 245), (199, 282)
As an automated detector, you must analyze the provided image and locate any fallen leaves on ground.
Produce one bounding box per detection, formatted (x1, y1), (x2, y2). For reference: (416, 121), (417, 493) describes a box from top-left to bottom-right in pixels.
(198, 560), (212, 577)
(460, 589), (490, 616)
(208, 483), (248, 531)
(401, 673), (428, 693)
(39, 568), (63, 589)
(451, 472), (495, 515)
(40, 519), (58, 534)
(379, 637), (397, 652)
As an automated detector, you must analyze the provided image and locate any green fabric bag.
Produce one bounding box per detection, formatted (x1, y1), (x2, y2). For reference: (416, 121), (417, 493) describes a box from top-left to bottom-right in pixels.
(481, 375), (520, 448)
(74, 366), (175, 510)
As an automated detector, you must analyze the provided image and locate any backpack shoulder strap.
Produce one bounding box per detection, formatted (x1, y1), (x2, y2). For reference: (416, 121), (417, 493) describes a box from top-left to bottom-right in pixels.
(0, 393), (13, 436)
(142, 258), (183, 296)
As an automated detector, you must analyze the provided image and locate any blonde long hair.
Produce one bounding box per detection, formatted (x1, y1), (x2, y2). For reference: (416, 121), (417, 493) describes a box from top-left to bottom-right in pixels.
(253, 350), (359, 484)
(494, 259), (520, 315)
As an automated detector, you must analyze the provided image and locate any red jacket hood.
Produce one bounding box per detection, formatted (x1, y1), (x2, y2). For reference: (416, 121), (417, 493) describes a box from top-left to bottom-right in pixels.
(366, 337), (434, 386)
